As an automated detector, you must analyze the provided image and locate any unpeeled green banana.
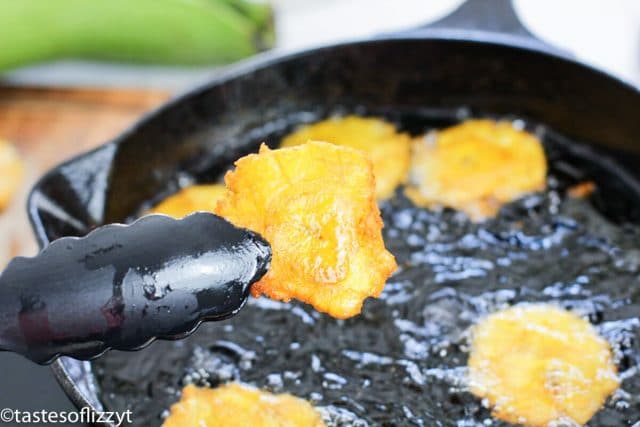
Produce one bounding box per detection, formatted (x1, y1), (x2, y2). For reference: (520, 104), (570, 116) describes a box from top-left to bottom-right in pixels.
(0, 0), (274, 71)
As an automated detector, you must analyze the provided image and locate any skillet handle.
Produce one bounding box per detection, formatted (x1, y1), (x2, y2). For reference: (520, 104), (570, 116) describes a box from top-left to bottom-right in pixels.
(391, 0), (570, 57)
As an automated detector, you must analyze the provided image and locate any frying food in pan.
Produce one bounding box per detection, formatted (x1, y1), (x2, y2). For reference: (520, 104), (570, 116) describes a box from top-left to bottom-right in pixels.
(163, 383), (325, 427)
(215, 141), (397, 319)
(150, 184), (227, 217)
(91, 113), (640, 425)
(405, 119), (547, 221)
(0, 139), (24, 212)
(94, 112), (637, 427)
(28, 0), (640, 417)
(281, 116), (411, 200)
(468, 304), (619, 426)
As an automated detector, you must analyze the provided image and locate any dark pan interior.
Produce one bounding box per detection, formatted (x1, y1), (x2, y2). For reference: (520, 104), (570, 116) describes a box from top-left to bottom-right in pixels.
(27, 38), (640, 425)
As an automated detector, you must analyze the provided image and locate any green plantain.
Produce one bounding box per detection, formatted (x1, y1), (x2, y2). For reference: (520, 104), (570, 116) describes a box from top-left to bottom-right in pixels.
(0, 0), (275, 70)
(213, 0), (275, 49)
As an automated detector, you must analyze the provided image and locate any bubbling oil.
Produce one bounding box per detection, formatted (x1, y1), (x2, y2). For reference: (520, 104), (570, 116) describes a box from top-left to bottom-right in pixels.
(94, 112), (640, 426)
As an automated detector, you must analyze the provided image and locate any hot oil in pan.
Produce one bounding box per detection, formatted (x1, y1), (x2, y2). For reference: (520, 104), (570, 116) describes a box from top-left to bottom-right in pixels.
(94, 112), (640, 426)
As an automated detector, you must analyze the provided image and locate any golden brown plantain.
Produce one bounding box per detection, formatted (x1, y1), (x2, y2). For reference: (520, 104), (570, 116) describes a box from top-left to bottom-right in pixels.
(406, 119), (547, 221)
(281, 116), (411, 200)
(468, 304), (619, 426)
(215, 141), (397, 319)
(163, 383), (325, 427)
(0, 139), (24, 213)
(150, 184), (226, 218)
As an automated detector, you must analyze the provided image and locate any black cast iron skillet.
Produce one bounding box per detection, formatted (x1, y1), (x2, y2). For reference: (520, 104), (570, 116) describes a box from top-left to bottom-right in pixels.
(25, 0), (640, 424)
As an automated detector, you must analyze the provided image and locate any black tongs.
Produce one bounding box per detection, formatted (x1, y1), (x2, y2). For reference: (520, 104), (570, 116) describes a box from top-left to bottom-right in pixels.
(0, 213), (271, 364)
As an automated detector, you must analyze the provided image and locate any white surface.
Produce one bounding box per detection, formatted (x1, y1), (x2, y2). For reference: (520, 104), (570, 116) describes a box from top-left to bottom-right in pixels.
(271, 0), (463, 49)
(273, 0), (640, 86)
(2, 0), (639, 89)
(516, 0), (640, 86)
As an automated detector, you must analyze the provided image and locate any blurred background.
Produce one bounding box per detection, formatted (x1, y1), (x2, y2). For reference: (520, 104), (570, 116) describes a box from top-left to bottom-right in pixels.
(3, 0), (640, 89)
(0, 0), (638, 424)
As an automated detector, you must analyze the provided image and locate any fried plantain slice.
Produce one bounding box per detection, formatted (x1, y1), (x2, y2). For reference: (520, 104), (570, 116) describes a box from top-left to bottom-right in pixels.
(215, 141), (397, 319)
(163, 383), (326, 427)
(567, 181), (596, 199)
(150, 184), (226, 218)
(405, 119), (547, 221)
(0, 139), (25, 212)
(281, 116), (411, 200)
(468, 304), (619, 426)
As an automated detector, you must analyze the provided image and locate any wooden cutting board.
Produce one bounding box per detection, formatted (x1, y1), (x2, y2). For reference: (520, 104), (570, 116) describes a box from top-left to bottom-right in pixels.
(0, 85), (171, 171)
(0, 85), (172, 263)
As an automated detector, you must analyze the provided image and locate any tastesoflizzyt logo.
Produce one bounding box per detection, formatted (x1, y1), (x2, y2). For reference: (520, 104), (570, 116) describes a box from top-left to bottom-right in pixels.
(0, 407), (133, 426)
